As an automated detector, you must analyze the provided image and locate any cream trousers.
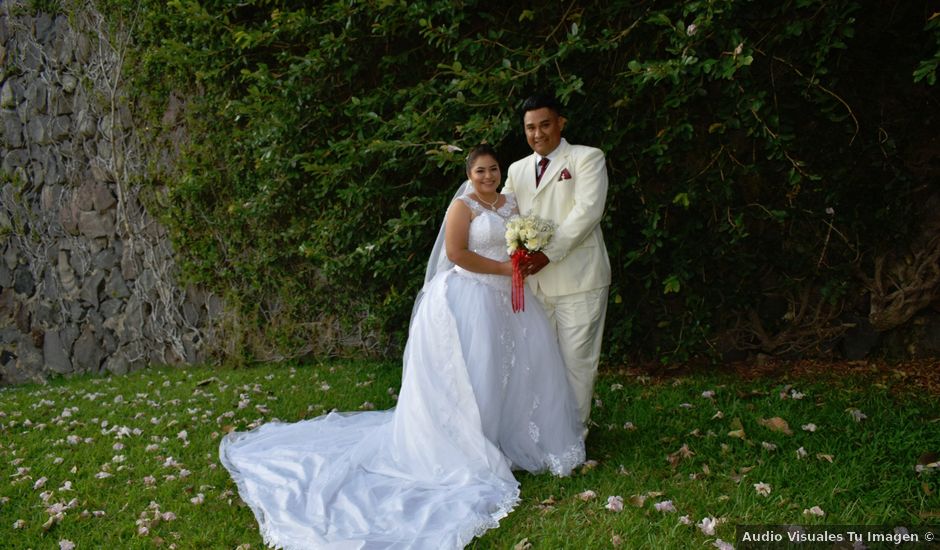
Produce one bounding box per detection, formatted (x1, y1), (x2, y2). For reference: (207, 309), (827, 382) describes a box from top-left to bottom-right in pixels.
(533, 286), (608, 426)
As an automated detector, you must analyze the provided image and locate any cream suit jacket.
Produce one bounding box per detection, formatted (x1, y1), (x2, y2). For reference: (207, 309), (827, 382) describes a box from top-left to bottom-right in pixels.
(503, 139), (612, 297)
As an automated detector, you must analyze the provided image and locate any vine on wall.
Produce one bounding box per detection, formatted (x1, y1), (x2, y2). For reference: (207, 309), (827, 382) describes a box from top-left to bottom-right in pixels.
(0, 0), (216, 384)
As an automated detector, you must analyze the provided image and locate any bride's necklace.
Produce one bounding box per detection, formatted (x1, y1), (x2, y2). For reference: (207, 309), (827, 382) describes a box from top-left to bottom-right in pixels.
(474, 193), (500, 211)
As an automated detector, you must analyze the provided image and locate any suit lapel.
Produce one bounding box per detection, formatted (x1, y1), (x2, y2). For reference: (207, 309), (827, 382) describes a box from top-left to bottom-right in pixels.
(521, 153), (538, 195)
(534, 141), (570, 198)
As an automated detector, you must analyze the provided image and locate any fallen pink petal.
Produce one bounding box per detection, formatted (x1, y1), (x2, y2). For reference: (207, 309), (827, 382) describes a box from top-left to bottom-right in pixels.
(577, 490), (597, 501)
(848, 408), (868, 422)
(803, 505), (825, 517)
(654, 500), (676, 513)
(605, 495), (624, 512)
(697, 516), (717, 536)
(753, 482), (771, 496)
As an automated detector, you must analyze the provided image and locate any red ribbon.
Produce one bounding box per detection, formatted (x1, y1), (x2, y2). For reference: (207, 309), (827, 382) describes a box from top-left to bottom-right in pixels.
(511, 249), (528, 312)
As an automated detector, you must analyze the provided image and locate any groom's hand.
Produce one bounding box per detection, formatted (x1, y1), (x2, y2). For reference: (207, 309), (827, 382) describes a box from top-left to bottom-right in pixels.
(524, 251), (550, 276)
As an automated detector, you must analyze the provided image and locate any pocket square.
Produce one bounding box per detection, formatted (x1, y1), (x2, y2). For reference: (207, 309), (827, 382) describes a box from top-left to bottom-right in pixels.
(559, 168), (572, 180)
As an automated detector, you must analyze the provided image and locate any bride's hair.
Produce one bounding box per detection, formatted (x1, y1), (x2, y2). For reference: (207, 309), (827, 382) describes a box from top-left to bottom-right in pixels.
(465, 144), (499, 173)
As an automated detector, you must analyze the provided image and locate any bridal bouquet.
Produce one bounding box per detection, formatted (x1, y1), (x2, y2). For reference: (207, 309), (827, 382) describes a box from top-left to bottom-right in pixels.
(505, 214), (556, 312)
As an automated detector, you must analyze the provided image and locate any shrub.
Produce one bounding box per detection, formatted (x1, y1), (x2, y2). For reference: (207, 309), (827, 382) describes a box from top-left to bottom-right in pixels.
(114, 0), (936, 363)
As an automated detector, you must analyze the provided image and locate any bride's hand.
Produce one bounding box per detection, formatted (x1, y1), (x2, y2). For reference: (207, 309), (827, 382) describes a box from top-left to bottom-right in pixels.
(500, 260), (514, 277)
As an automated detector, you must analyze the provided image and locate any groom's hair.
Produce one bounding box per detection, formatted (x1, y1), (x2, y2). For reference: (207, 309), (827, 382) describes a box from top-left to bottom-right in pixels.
(465, 144), (499, 172)
(521, 93), (564, 118)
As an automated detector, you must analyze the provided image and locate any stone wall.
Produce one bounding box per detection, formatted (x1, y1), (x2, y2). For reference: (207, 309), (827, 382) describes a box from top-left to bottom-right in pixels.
(0, 3), (218, 384)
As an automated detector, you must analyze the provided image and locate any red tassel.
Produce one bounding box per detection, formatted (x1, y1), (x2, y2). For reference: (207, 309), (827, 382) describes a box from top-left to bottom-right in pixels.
(511, 249), (527, 312)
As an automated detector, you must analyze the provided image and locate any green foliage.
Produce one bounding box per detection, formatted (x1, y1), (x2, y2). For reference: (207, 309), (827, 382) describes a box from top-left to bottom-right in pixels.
(115, 0), (935, 363)
(20, 0), (61, 14)
(914, 12), (940, 85)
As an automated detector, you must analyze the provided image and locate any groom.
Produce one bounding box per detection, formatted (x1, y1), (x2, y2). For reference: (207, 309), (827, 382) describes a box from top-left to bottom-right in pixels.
(503, 93), (611, 427)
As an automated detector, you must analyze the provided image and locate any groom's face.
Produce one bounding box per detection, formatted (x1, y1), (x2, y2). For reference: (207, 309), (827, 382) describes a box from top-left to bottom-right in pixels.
(523, 107), (566, 157)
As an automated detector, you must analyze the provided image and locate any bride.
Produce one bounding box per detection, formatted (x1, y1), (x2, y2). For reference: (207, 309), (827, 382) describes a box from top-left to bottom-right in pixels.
(219, 144), (585, 549)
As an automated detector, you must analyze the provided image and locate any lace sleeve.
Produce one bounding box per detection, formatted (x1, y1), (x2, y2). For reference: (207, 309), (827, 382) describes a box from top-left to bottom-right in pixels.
(456, 195), (484, 218)
(504, 193), (520, 217)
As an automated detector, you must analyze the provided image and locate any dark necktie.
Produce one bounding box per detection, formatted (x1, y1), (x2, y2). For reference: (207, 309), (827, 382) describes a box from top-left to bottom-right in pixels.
(536, 157), (550, 187)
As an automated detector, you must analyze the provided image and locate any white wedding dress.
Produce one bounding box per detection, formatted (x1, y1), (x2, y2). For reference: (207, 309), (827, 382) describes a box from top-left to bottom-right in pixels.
(219, 192), (585, 549)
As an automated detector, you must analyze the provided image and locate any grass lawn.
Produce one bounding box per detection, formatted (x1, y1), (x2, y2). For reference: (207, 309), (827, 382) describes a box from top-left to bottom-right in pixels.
(0, 360), (938, 549)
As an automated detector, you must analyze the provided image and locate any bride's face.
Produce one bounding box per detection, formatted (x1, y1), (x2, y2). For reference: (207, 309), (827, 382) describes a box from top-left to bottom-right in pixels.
(467, 155), (501, 195)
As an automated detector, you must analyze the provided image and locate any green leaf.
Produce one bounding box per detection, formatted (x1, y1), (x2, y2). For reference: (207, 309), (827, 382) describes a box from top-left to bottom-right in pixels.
(663, 275), (681, 294)
(648, 12), (672, 27)
(672, 192), (690, 208)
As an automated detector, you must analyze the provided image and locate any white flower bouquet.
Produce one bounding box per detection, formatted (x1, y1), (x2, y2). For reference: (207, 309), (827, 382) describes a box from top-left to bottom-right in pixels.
(504, 214), (556, 312)
(505, 214), (556, 256)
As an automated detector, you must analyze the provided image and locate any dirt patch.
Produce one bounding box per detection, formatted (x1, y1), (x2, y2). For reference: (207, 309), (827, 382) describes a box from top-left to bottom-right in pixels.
(613, 358), (940, 397)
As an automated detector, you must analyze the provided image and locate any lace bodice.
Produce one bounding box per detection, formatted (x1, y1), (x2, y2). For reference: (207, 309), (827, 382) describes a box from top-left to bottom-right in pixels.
(453, 194), (518, 289)
(459, 194), (518, 260)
